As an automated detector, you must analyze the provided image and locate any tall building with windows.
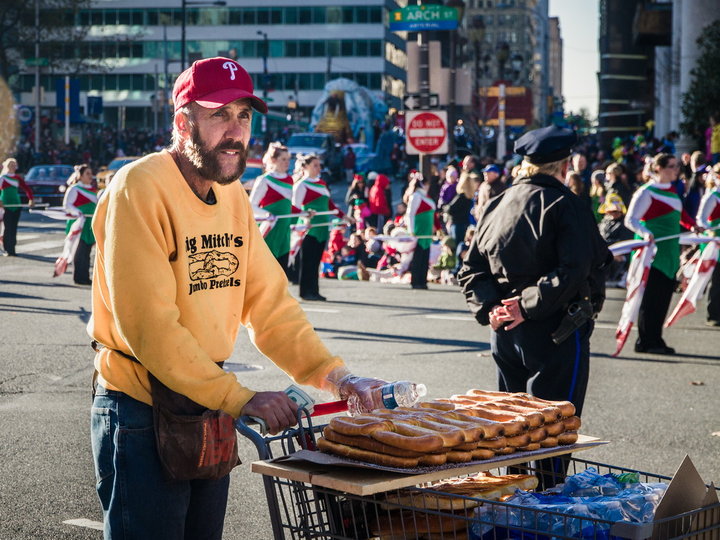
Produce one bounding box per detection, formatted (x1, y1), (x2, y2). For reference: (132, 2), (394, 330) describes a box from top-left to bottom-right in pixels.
(462, 0), (551, 127)
(548, 16), (562, 116)
(16, 1), (407, 130)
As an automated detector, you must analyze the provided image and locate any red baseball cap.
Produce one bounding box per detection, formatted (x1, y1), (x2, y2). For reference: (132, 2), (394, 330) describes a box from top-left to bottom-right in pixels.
(172, 57), (268, 114)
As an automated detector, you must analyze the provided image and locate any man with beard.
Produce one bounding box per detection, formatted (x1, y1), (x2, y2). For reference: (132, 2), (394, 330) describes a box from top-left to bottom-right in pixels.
(87, 58), (388, 539)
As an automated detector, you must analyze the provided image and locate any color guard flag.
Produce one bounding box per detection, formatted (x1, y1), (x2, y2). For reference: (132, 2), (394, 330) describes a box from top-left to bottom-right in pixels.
(613, 243), (657, 356)
(665, 240), (719, 327)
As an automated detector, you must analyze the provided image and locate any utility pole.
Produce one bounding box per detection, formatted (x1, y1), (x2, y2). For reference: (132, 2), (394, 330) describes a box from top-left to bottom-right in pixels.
(257, 30), (269, 134)
(34, 0), (40, 154)
(497, 83), (506, 161)
(418, 5), (431, 183)
(163, 24), (170, 137)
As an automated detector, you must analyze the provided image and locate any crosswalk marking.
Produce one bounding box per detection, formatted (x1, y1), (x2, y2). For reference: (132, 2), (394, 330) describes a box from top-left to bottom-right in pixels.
(425, 314), (474, 322)
(19, 239), (64, 253)
(62, 518), (104, 530)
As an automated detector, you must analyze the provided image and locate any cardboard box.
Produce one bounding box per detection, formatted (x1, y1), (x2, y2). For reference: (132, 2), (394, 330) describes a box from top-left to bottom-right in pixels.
(609, 455), (719, 539)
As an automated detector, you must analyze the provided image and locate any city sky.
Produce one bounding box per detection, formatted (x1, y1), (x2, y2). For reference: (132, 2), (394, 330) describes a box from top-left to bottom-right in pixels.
(549, 0), (600, 118)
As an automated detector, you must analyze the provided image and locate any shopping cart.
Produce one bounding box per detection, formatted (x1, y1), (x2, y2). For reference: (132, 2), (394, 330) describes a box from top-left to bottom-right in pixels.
(237, 411), (720, 540)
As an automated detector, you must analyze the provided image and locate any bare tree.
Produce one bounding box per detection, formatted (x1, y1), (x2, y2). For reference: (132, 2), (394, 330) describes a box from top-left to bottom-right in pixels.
(0, 0), (106, 87)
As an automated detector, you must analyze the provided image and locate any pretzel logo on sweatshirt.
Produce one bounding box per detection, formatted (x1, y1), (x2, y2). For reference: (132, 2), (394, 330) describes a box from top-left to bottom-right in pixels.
(185, 233), (244, 295)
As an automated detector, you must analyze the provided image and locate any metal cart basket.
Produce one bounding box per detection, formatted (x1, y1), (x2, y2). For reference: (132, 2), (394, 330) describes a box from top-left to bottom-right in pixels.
(237, 413), (720, 540)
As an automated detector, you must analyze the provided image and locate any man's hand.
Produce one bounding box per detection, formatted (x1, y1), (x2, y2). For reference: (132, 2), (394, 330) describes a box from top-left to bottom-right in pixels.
(28, 199), (35, 208)
(488, 305), (506, 331)
(337, 375), (387, 412)
(496, 296), (526, 330)
(645, 233), (654, 243)
(241, 391), (299, 435)
(692, 225), (705, 234)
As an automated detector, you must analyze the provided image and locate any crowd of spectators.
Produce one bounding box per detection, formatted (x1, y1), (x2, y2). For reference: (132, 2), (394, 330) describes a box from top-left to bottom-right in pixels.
(319, 128), (720, 290)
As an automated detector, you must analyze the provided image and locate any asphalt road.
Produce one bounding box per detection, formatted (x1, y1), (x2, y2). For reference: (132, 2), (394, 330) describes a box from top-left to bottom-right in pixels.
(1, 211), (718, 539)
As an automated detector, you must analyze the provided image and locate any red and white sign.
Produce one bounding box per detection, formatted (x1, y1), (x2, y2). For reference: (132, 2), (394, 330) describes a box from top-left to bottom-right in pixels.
(405, 110), (448, 155)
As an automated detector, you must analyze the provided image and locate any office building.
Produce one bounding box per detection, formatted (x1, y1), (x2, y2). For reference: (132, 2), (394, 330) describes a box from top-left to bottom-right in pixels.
(15, 1), (407, 130)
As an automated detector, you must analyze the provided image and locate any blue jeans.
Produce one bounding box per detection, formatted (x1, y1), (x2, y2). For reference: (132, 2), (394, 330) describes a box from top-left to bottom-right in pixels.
(91, 385), (230, 540)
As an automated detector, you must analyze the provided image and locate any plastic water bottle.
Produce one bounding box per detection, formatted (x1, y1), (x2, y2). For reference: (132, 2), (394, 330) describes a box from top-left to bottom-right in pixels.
(347, 381), (427, 415)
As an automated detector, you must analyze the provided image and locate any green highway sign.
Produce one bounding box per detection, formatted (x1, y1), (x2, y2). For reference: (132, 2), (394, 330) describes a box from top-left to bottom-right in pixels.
(25, 57), (49, 67)
(389, 5), (459, 32)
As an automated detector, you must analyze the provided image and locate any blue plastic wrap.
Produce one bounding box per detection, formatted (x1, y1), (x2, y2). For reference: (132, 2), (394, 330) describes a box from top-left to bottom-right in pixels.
(470, 468), (668, 540)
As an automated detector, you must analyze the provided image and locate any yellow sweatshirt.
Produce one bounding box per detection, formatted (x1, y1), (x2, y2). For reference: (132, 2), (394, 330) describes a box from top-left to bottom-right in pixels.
(88, 151), (344, 417)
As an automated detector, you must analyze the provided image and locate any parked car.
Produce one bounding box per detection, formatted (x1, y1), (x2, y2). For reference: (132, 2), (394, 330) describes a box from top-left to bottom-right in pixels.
(345, 143), (377, 174)
(96, 156), (142, 189)
(22, 164), (75, 206)
(286, 132), (342, 182)
(239, 158), (264, 193)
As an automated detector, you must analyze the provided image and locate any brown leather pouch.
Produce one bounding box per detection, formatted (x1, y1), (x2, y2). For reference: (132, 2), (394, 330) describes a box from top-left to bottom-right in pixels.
(149, 372), (240, 481)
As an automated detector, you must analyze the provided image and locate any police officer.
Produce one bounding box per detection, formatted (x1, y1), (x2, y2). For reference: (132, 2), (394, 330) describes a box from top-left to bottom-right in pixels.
(459, 125), (610, 420)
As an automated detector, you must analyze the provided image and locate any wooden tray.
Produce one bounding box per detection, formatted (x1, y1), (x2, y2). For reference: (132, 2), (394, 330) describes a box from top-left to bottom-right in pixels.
(251, 434), (606, 496)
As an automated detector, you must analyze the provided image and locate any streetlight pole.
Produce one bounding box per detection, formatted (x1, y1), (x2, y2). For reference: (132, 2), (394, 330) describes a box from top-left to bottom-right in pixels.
(256, 30), (268, 102)
(181, 0), (226, 70)
(34, 0), (40, 154)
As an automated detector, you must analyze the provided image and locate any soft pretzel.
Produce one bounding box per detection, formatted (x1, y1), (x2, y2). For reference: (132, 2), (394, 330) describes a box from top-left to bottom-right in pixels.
(394, 408), (487, 441)
(322, 426), (426, 457)
(563, 416), (582, 431)
(465, 390), (565, 420)
(543, 420), (566, 437)
(540, 436), (559, 448)
(447, 397), (544, 429)
(558, 431), (579, 445)
(517, 443), (541, 452)
(317, 437), (419, 468)
(372, 410), (477, 446)
(418, 400), (456, 412)
(328, 415), (394, 437)
(505, 433), (532, 448)
(462, 400), (552, 426)
(435, 401), (529, 436)
(471, 448), (496, 460)
(511, 393), (576, 418)
(527, 427), (548, 443)
(418, 452), (449, 467)
(446, 450), (474, 463)
(370, 420), (447, 453)
(474, 436), (508, 449)
(439, 410), (508, 439)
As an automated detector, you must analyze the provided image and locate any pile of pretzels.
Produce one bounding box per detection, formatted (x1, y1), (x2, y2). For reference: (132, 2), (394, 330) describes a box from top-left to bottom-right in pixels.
(316, 389), (581, 468)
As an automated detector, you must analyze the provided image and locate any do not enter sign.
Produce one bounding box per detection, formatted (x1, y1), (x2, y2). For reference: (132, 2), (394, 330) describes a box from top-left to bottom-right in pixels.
(405, 110), (448, 155)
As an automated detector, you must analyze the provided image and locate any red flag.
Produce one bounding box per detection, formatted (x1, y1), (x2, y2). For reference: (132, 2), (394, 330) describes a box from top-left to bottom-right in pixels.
(665, 240), (719, 327)
(613, 243), (656, 356)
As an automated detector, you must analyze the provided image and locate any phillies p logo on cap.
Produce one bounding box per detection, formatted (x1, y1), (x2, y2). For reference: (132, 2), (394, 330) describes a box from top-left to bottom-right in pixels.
(172, 57), (268, 114)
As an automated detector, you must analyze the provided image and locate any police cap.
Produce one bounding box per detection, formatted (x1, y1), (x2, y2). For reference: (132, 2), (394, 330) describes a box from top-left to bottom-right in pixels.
(514, 125), (577, 164)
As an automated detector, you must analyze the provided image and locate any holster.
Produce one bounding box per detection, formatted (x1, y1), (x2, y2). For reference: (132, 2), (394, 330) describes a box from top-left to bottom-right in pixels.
(551, 284), (595, 345)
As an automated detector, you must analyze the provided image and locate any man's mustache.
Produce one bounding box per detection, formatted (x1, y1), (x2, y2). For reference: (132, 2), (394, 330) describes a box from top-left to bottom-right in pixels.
(214, 141), (247, 153)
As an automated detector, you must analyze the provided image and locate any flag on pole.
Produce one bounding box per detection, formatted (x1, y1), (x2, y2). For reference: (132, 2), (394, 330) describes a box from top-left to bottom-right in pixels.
(613, 243), (657, 356)
(665, 240), (719, 327)
(287, 225), (309, 267)
(53, 214), (85, 277)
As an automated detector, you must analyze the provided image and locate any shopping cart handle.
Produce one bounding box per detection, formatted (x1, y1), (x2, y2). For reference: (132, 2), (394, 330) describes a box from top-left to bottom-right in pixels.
(310, 400), (348, 416)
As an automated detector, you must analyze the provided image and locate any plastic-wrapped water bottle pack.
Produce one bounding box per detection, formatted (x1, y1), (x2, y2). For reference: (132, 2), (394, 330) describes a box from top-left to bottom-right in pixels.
(470, 468), (668, 540)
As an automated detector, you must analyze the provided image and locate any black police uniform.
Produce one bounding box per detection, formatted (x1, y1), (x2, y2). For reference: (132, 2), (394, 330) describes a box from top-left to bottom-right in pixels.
(458, 126), (610, 418)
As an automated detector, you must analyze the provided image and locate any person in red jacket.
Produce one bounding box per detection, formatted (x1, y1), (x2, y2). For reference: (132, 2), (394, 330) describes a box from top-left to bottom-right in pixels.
(368, 172), (391, 230)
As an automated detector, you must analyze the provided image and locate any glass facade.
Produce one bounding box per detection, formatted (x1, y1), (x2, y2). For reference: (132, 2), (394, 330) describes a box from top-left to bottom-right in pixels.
(51, 38), (384, 61)
(76, 6), (382, 27)
(18, 71), (382, 93)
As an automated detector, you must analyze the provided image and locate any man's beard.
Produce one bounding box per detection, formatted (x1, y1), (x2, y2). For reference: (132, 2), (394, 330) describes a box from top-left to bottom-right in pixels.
(183, 124), (248, 185)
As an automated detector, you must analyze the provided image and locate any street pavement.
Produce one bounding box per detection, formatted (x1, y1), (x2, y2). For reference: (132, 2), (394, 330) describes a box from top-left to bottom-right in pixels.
(1, 210), (718, 539)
